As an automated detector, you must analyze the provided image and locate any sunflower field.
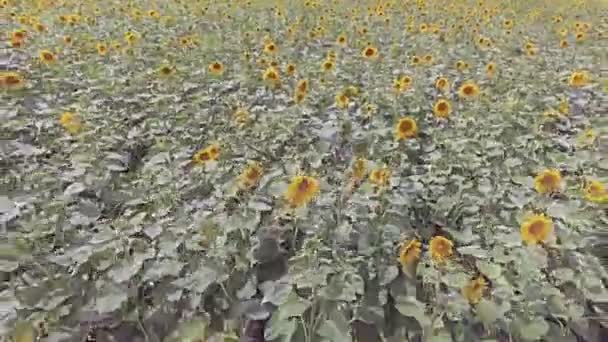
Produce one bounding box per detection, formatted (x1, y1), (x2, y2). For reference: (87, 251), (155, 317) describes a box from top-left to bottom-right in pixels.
(1, 0), (607, 341)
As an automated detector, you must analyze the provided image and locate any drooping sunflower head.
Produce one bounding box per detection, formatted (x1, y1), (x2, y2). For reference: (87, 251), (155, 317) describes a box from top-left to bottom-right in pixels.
(485, 62), (496, 77)
(398, 239), (421, 269)
(462, 276), (487, 304)
(262, 66), (280, 84)
(433, 98), (452, 118)
(458, 81), (480, 99)
(351, 157), (367, 182)
(285, 63), (296, 76)
(455, 60), (468, 71)
(285, 175), (320, 208)
(429, 236), (454, 264)
(520, 214), (553, 245)
(534, 169), (563, 194)
(395, 117), (418, 140)
(208, 61), (224, 75)
(296, 79), (309, 94)
(321, 59), (335, 72)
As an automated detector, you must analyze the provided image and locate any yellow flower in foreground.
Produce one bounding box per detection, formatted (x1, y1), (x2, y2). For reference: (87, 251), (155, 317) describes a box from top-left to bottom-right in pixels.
(429, 236), (453, 264)
(584, 179), (607, 204)
(534, 169), (563, 194)
(521, 214), (553, 245)
(485, 62), (496, 78)
(394, 117), (417, 140)
(569, 70), (590, 88)
(262, 66), (281, 86)
(239, 162), (263, 189)
(398, 239), (421, 269)
(462, 276), (487, 304)
(193, 144), (220, 165)
(285, 175), (320, 208)
(458, 81), (480, 99)
(0, 71), (26, 90)
(59, 111), (82, 134)
(433, 99), (452, 118)
(96, 42), (108, 56)
(369, 166), (390, 187)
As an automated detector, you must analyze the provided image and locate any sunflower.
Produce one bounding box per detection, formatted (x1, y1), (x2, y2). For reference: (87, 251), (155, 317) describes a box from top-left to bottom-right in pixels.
(458, 81), (480, 99)
(233, 108), (250, 125)
(35, 23), (47, 32)
(296, 79), (309, 93)
(193, 144), (220, 165)
(239, 162), (263, 189)
(263, 42), (277, 54)
(39, 50), (56, 64)
(575, 32), (586, 42)
(285, 175), (320, 208)
(410, 55), (421, 66)
(321, 59), (335, 72)
(362, 46), (378, 59)
(369, 166), (390, 187)
(455, 60), (468, 71)
(433, 99), (452, 118)
(435, 77), (450, 92)
(285, 63), (296, 76)
(158, 64), (175, 77)
(485, 62), (496, 78)
(398, 239), (422, 270)
(429, 236), (453, 264)
(59, 111), (82, 135)
(63, 35), (73, 45)
(0, 71), (25, 90)
(583, 179), (607, 204)
(262, 66), (281, 86)
(462, 276), (487, 304)
(96, 42), (108, 56)
(559, 40), (569, 48)
(11, 30), (26, 41)
(578, 128), (597, 146)
(534, 169), (563, 194)
(351, 157), (367, 182)
(294, 91), (307, 104)
(422, 54), (434, 64)
(520, 214), (553, 245)
(569, 70), (590, 88)
(336, 34), (347, 47)
(335, 93), (349, 109)
(395, 117), (418, 140)
(208, 61), (224, 75)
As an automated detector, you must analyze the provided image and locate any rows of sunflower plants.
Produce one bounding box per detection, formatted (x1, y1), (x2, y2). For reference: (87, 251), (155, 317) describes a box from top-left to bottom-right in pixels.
(1, 0), (607, 341)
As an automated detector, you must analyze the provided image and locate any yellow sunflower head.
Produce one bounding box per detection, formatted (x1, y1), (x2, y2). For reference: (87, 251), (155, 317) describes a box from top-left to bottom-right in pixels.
(264, 42), (277, 54)
(285, 63), (296, 76)
(335, 93), (350, 109)
(39, 50), (56, 64)
(520, 214), (553, 245)
(193, 144), (220, 165)
(534, 169), (563, 194)
(398, 239), (421, 269)
(208, 61), (224, 75)
(159, 65), (175, 77)
(239, 162), (263, 189)
(0, 71), (26, 90)
(395, 117), (418, 140)
(285, 175), (320, 208)
(584, 179), (607, 204)
(369, 166), (390, 187)
(462, 276), (487, 304)
(433, 99), (452, 118)
(321, 59), (335, 72)
(429, 236), (454, 264)
(352, 157), (367, 182)
(362, 46), (379, 59)
(96, 42), (108, 55)
(569, 70), (590, 88)
(458, 81), (480, 99)
(485, 62), (496, 77)
(435, 77), (450, 92)
(59, 111), (82, 134)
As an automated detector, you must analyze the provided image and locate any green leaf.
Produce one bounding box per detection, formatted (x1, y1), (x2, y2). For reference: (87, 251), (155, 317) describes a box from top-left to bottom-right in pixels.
(476, 299), (502, 327)
(317, 319), (351, 342)
(518, 318), (549, 341)
(278, 290), (311, 320)
(394, 296), (432, 329)
(265, 314), (297, 341)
